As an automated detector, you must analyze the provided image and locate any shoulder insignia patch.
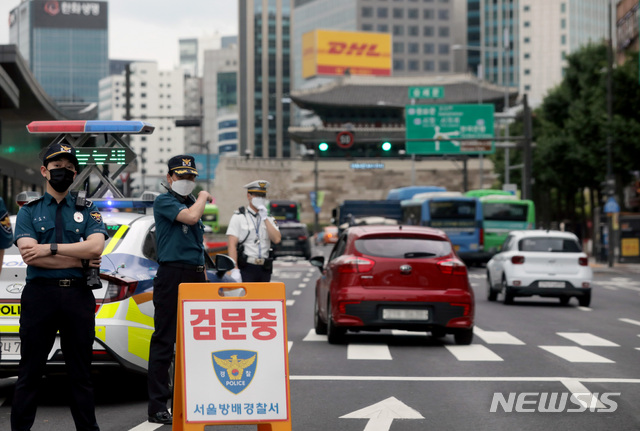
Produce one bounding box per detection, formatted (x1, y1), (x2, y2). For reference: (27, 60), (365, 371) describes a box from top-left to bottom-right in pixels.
(89, 211), (102, 223)
(0, 212), (11, 234)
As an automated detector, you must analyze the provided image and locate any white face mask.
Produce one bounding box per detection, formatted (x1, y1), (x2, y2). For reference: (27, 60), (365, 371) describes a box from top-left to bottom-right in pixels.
(171, 179), (196, 196)
(251, 197), (266, 208)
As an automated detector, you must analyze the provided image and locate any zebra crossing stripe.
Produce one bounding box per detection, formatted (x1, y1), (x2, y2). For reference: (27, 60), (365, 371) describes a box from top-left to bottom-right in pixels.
(347, 344), (392, 360)
(539, 346), (614, 363)
(445, 345), (503, 361)
(619, 318), (640, 327)
(474, 327), (525, 345)
(303, 329), (327, 342)
(557, 332), (619, 347)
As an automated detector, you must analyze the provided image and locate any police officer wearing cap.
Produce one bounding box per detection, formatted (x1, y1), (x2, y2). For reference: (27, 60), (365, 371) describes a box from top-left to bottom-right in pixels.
(147, 155), (213, 425)
(12, 143), (107, 431)
(226, 180), (281, 282)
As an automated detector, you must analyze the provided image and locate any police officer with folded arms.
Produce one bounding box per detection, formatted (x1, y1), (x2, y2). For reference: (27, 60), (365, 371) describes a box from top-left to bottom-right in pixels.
(12, 143), (107, 431)
(227, 180), (281, 283)
(147, 155), (213, 425)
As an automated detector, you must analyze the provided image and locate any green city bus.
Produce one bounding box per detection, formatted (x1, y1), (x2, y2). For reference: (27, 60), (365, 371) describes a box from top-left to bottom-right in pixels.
(476, 194), (535, 256)
(201, 203), (220, 233)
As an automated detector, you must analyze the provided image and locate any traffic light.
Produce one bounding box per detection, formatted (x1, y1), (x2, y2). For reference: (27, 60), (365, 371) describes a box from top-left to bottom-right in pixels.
(382, 141), (392, 151)
(318, 142), (329, 152)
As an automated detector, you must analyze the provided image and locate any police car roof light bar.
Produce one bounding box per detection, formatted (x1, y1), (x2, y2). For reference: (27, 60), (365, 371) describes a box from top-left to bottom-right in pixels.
(26, 120), (155, 134)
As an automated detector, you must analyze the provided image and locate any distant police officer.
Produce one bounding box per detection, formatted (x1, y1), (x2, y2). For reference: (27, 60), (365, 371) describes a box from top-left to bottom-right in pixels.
(12, 143), (107, 431)
(227, 180), (281, 283)
(147, 155), (213, 425)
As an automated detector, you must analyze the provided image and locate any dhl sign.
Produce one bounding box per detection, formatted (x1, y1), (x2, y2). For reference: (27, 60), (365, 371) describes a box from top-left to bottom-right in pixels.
(302, 29), (392, 79)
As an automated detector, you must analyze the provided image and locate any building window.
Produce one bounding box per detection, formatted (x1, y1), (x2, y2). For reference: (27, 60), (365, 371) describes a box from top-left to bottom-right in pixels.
(524, 52), (530, 59)
(561, 34), (566, 45)
(524, 37), (530, 43)
(423, 26), (434, 37)
(408, 42), (419, 54)
(408, 8), (418, 18)
(423, 9), (434, 19)
(561, 18), (566, 29)
(377, 24), (389, 32)
(438, 44), (449, 55)
(362, 6), (373, 17)
(362, 23), (373, 31)
(408, 26), (419, 36)
(377, 7), (388, 18)
(560, 3), (565, 13)
(438, 9), (449, 20)
(423, 43), (434, 54)
(524, 21), (530, 27)
(423, 60), (435, 71)
(393, 59), (405, 70)
(524, 69), (530, 75)
(438, 27), (449, 37)
(439, 61), (450, 72)
(524, 5), (530, 11)
(393, 25), (404, 36)
(393, 8), (403, 18)
(393, 42), (405, 54)
(524, 84), (531, 91)
(408, 60), (419, 71)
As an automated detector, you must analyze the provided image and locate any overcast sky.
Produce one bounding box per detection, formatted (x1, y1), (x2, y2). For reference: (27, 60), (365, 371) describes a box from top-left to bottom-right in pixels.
(0, 0), (238, 69)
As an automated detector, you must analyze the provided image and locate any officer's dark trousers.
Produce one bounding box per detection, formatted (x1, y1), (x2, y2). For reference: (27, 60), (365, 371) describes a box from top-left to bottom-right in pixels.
(11, 282), (99, 431)
(147, 265), (205, 416)
(240, 263), (272, 282)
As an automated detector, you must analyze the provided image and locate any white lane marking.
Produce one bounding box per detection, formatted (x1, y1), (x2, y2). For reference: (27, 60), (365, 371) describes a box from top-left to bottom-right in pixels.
(288, 341), (293, 352)
(391, 330), (428, 337)
(129, 422), (163, 431)
(557, 332), (619, 347)
(577, 306), (592, 311)
(289, 375), (640, 383)
(298, 283), (306, 288)
(286, 299), (295, 306)
(445, 345), (503, 361)
(303, 277), (310, 282)
(561, 379), (605, 409)
(348, 344), (393, 360)
(292, 290), (302, 296)
(474, 327), (525, 345)
(303, 329), (327, 342)
(601, 285), (618, 291)
(619, 318), (640, 327)
(539, 346), (614, 363)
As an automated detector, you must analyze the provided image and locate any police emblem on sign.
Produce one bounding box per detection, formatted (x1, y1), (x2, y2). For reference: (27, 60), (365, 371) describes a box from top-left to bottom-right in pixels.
(212, 350), (257, 395)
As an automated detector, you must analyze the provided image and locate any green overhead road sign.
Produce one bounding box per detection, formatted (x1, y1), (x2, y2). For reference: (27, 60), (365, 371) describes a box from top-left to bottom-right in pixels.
(405, 104), (495, 155)
(408, 86), (445, 99)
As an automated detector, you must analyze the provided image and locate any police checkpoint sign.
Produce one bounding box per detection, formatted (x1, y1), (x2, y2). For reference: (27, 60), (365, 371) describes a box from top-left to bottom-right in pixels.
(178, 292), (290, 425)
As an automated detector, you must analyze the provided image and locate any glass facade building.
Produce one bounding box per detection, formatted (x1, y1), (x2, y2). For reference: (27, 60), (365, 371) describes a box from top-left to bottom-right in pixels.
(9, 0), (109, 104)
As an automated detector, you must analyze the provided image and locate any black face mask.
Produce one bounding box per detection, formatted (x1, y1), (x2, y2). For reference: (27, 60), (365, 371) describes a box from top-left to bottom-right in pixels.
(48, 168), (75, 193)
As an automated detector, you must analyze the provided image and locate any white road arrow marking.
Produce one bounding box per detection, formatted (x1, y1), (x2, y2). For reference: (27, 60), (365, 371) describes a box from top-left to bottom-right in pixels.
(340, 396), (424, 431)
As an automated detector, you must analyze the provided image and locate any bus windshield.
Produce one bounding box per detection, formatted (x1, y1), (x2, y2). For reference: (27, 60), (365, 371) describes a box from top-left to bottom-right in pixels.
(482, 202), (529, 222)
(429, 200), (476, 220)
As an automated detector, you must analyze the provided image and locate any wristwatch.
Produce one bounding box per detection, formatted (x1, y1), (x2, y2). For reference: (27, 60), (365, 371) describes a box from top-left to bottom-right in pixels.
(50, 243), (58, 256)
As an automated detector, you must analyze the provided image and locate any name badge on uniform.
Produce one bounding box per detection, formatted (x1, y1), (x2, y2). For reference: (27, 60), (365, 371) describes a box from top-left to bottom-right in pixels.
(74, 212), (84, 223)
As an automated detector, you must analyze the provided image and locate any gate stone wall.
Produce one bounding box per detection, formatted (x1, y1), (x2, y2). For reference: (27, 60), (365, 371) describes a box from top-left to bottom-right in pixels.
(211, 157), (495, 230)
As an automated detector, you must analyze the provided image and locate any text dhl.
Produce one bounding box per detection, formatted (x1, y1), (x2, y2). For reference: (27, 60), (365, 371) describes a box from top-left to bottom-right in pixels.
(0, 304), (21, 316)
(190, 308), (278, 341)
(326, 42), (383, 57)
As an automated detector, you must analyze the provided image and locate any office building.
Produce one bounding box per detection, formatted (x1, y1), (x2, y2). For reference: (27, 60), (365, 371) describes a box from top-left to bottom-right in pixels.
(98, 62), (188, 193)
(239, 0), (292, 159)
(8, 0), (108, 105)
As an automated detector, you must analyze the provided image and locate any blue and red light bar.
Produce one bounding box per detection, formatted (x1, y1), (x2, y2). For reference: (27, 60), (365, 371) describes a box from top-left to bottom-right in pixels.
(26, 120), (155, 134)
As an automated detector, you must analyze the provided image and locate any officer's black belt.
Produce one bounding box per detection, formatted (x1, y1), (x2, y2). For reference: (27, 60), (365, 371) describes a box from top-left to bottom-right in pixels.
(160, 262), (205, 272)
(31, 278), (86, 287)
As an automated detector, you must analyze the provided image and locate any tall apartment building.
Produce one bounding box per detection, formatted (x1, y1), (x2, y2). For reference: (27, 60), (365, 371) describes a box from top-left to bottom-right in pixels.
(519, 0), (611, 106)
(203, 44), (239, 157)
(239, 0), (292, 159)
(98, 62), (188, 193)
(8, 0), (108, 106)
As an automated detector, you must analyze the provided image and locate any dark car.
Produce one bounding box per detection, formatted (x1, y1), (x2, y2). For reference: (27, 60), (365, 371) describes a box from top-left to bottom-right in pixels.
(273, 222), (312, 260)
(310, 225), (475, 345)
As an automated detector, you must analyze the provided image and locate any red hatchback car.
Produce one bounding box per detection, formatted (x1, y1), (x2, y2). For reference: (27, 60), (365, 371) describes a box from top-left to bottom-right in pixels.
(310, 225), (474, 345)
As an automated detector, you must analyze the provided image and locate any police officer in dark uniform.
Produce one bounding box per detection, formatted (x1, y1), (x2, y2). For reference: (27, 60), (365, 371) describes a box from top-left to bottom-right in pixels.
(147, 155), (213, 425)
(226, 180), (281, 283)
(0, 196), (14, 271)
(12, 143), (107, 431)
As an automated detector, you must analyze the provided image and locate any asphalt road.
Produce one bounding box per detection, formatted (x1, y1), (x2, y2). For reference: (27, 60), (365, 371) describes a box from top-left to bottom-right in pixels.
(1, 246), (639, 430)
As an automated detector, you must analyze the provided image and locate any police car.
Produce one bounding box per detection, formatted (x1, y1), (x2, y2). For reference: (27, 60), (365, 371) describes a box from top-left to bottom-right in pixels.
(0, 205), (235, 377)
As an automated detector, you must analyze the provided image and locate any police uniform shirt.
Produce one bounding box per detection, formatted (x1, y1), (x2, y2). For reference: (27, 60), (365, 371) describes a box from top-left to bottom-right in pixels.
(0, 197), (13, 249)
(14, 193), (108, 282)
(226, 208), (279, 259)
(154, 192), (205, 265)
